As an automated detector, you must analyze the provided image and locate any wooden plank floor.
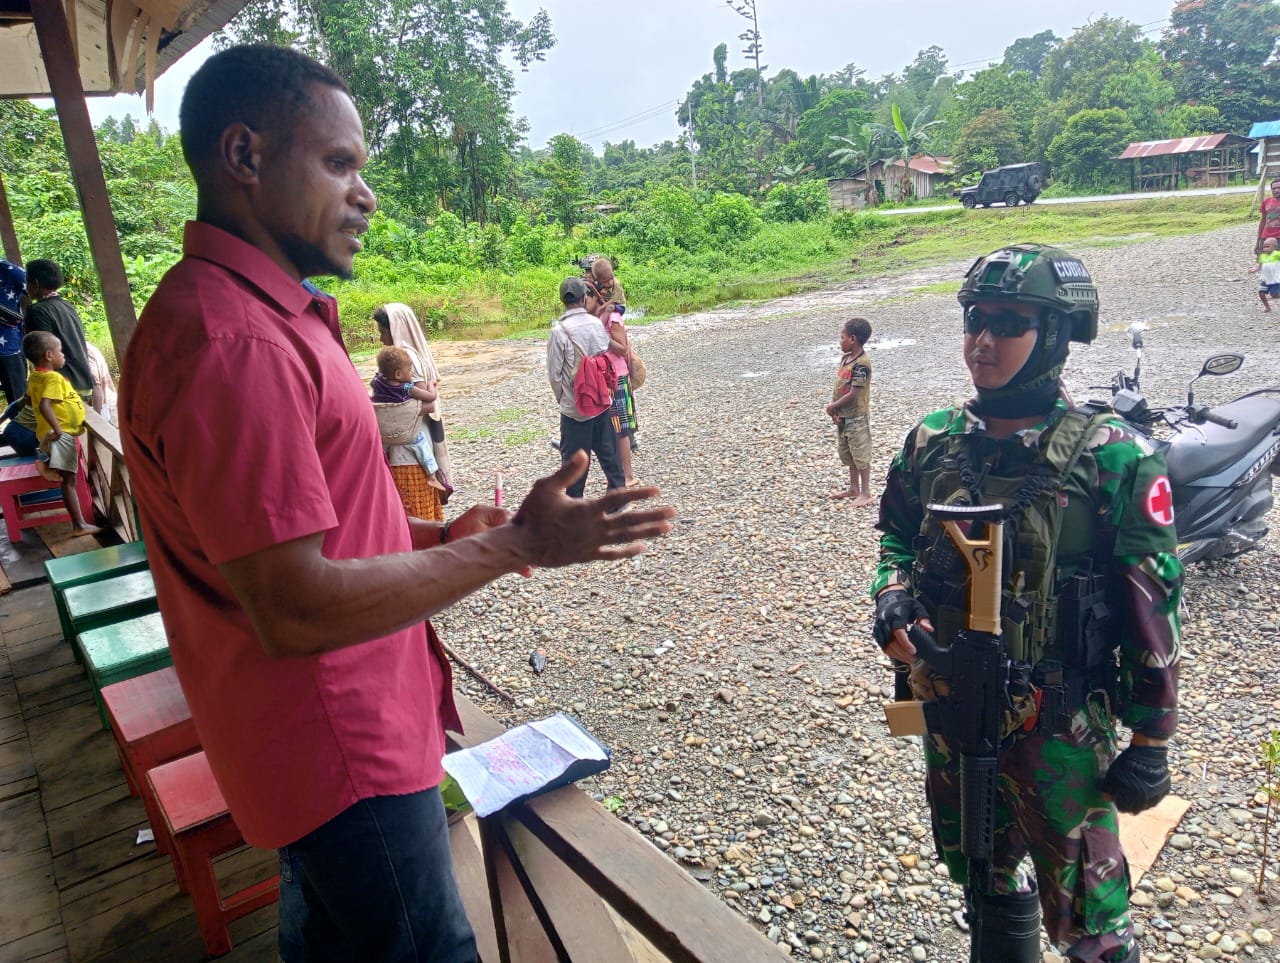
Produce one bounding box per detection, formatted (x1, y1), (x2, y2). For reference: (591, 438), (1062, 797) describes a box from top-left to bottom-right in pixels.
(0, 583), (281, 962)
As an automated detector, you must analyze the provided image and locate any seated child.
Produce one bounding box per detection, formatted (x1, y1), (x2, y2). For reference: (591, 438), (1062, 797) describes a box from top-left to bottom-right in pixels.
(371, 345), (451, 494)
(20, 330), (99, 533)
(1249, 236), (1280, 313)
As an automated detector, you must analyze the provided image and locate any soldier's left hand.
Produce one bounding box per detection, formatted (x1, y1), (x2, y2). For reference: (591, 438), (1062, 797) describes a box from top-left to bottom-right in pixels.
(1101, 744), (1170, 813)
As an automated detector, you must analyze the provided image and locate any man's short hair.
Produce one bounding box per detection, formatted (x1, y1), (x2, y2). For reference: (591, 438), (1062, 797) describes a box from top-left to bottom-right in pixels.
(22, 330), (58, 364)
(590, 258), (615, 282)
(844, 317), (872, 344)
(179, 45), (352, 180)
(376, 345), (412, 379)
(26, 259), (63, 291)
(560, 276), (587, 306)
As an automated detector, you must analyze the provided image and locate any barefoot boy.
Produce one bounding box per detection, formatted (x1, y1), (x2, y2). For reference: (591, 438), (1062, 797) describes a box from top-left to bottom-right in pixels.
(1250, 236), (1280, 313)
(21, 330), (99, 533)
(826, 317), (874, 506)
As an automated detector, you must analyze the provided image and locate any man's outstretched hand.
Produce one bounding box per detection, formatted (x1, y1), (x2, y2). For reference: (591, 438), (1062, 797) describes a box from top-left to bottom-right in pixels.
(512, 452), (675, 568)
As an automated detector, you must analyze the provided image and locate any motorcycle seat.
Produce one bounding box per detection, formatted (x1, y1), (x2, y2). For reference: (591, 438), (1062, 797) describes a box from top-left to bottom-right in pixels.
(1165, 396), (1280, 482)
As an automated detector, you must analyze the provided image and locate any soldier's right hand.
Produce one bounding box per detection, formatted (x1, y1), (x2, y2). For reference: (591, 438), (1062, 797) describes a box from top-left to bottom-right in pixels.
(873, 588), (932, 663)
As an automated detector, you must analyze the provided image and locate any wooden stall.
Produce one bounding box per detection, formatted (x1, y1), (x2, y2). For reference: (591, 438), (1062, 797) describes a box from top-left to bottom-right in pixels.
(1118, 134), (1255, 192)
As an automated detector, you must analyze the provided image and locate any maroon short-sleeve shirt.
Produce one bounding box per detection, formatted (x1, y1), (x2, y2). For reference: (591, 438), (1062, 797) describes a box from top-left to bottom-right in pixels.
(120, 222), (458, 848)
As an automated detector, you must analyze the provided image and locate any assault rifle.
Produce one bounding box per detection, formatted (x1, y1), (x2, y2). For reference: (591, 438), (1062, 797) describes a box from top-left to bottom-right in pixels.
(906, 503), (1018, 962)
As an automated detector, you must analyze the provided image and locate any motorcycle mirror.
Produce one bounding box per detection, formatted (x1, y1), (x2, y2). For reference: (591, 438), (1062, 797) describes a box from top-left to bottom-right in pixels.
(1187, 353), (1244, 406)
(1199, 354), (1244, 377)
(1129, 327), (1144, 350)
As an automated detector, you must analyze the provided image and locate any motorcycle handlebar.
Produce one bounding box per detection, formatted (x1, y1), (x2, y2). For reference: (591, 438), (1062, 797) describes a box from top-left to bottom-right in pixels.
(1183, 405), (1238, 429)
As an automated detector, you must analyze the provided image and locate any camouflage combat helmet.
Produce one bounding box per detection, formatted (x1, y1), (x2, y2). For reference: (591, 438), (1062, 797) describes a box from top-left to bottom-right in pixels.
(958, 243), (1099, 343)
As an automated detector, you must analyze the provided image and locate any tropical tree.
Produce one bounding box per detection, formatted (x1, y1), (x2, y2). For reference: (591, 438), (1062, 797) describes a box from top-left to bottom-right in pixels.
(537, 134), (590, 235)
(1045, 108), (1138, 190)
(868, 103), (942, 199)
(951, 110), (1022, 175)
(222, 0), (554, 224)
(1159, 0), (1280, 132)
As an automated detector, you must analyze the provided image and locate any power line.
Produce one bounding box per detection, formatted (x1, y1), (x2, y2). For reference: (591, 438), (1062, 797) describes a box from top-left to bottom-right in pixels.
(575, 100), (681, 141)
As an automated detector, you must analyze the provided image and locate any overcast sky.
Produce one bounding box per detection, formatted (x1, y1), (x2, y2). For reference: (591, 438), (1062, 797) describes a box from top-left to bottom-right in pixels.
(75, 0), (1177, 152)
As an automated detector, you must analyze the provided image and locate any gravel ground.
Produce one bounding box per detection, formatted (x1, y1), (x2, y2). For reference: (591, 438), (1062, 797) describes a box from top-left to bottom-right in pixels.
(431, 224), (1280, 962)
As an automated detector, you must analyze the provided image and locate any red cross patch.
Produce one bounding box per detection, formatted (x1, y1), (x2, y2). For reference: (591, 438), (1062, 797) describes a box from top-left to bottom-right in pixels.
(1145, 475), (1174, 526)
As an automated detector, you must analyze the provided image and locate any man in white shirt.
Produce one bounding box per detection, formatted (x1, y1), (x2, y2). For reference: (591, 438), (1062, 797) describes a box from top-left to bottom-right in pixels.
(547, 277), (626, 497)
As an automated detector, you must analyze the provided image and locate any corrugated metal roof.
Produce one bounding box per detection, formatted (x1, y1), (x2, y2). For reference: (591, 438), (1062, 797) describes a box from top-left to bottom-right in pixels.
(1117, 134), (1245, 159)
(1249, 120), (1280, 139)
(885, 155), (953, 175)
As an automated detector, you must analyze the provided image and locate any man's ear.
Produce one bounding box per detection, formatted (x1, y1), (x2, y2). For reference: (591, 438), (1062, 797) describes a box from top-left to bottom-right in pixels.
(217, 122), (264, 185)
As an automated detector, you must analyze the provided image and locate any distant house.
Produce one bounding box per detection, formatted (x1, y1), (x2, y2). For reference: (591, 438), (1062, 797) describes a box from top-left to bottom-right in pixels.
(1116, 134), (1254, 191)
(827, 155), (953, 210)
(1248, 120), (1280, 189)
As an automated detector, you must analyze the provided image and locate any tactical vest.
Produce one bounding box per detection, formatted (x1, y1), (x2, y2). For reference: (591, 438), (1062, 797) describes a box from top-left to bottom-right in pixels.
(910, 406), (1118, 669)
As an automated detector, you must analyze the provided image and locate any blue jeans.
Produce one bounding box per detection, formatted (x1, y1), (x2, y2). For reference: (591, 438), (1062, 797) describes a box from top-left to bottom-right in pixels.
(278, 788), (477, 962)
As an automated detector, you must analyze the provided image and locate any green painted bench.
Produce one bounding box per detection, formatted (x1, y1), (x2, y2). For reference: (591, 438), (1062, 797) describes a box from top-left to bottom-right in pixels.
(64, 568), (158, 657)
(79, 611), (172, 727)
(46, 542), (149, 661)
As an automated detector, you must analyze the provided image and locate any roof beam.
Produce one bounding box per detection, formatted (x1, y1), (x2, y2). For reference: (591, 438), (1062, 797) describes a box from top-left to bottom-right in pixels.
(30, 0), (136, 355)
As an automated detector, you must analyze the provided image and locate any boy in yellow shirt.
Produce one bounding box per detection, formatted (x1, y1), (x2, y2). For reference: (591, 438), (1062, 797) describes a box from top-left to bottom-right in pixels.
(21, 330), (99, 533)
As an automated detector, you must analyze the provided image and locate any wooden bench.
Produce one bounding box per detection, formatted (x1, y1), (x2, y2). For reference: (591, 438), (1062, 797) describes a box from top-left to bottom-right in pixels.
(78, 610), (172, 727)
(0, 451), (93, 543)
(45, 540), (149, 661)
(101, 665), (198, 855)
(147, 751), (280, 957)
(63, 567), (157, 649)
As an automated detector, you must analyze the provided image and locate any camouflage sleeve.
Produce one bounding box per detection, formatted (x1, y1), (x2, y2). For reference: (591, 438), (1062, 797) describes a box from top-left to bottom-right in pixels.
(870, 426), (924, 597)
(1096, 428), (1182, 739)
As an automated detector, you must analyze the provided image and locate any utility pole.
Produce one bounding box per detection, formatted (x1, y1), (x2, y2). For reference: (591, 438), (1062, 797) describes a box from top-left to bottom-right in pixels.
(689, 113), (698, 191)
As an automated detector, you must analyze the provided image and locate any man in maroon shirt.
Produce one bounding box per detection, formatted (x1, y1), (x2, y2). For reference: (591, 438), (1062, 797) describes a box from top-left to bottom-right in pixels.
(119, 45), (674, 963)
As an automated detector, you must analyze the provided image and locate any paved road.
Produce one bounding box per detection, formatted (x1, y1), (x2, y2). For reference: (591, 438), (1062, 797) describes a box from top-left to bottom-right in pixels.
(879, 183), (1257, 216)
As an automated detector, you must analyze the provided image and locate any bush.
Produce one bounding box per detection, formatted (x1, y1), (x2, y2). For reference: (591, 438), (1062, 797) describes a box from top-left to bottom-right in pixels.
(831, 209), (892, 240)
(704, 193), (762, 243)
(762, 180), (830, 223)
(476, 225), (510, 272)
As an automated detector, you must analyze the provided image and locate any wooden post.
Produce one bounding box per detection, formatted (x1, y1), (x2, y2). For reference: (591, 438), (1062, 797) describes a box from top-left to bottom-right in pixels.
(29, 0), (137, 356)
(0, 170), (20, 264)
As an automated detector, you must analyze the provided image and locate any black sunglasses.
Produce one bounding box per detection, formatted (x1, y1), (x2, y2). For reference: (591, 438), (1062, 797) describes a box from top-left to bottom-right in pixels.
(963, 305), (1040, 339)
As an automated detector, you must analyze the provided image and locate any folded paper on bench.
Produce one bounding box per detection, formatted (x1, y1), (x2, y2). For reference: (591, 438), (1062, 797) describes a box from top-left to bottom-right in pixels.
(442, 713), (611, 817)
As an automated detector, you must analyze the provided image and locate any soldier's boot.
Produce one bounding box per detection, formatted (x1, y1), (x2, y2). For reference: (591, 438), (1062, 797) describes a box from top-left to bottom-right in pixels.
(1106, 943), (1141, 963)
(1067, 939), (1141, 963)
(971, 888), (1041, 963)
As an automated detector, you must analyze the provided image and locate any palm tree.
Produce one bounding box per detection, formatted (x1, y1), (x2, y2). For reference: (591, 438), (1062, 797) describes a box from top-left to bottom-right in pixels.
(828, 125), (882, 205)
(869, 103), (943, 201)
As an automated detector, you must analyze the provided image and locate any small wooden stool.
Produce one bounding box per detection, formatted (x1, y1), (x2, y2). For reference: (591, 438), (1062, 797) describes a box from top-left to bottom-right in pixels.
(46, 541), (149, 661)
(78, 611), (172, 727)
(101, 666), (199, 855)
(64, 568), (158, 656)
(0, 444), (93, 542)
(147, 751), (280, 957)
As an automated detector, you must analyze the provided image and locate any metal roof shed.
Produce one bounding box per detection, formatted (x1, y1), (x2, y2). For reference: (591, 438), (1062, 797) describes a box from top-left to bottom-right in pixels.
(1116, 134), (1255, 193)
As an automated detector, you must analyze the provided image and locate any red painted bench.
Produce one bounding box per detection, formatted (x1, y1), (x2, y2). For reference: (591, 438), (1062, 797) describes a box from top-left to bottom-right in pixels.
(101, 666), (199, 856)
(0, 445), (93, 542)
(146, 751), (280, 956)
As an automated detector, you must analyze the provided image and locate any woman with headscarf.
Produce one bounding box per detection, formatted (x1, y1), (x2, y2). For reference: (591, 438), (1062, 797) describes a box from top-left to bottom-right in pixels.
(372, 304), (453, 522)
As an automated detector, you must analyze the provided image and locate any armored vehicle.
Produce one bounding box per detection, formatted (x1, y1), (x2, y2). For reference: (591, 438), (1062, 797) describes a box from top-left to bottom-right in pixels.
(954, 162), (1043, 209)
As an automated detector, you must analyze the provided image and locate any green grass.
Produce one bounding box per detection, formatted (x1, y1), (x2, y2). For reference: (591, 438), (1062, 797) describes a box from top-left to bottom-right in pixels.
(314, 194), (1255, 347)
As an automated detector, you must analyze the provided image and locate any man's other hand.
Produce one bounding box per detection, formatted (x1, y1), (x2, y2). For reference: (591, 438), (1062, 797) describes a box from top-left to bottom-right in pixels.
(512, 452), (675, 567)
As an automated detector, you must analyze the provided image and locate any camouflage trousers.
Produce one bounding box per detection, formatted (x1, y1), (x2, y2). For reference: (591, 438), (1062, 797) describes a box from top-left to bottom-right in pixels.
(921, 701), (1132, 963)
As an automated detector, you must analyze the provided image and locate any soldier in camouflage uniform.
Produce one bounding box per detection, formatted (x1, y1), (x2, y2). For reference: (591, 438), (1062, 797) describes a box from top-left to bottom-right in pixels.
(869, 244), (1181, 963)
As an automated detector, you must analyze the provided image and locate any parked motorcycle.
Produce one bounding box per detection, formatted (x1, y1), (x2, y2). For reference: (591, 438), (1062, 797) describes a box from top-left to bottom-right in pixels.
(1097, 328), (1280, 563)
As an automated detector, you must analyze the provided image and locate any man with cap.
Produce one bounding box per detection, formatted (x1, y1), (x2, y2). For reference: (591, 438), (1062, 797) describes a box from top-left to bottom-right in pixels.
(546, 276), (626, 497)
(868, 243), (1181, 963)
